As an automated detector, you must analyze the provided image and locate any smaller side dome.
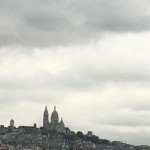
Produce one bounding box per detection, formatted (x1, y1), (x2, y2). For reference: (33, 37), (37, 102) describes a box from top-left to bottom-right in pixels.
(51, 106), (59, 123)
(60, 117), (65, 127)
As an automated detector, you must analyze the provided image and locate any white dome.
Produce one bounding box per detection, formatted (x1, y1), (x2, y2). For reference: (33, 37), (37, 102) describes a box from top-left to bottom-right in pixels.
(51, 106), (59, 123)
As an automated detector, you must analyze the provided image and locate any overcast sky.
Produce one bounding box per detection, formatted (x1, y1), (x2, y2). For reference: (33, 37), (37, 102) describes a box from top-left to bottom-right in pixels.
(1, 0), (150, 145)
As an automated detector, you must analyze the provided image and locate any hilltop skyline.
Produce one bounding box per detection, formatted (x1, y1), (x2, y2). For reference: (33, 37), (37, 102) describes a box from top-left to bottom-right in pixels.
(1, 0), (150, 146)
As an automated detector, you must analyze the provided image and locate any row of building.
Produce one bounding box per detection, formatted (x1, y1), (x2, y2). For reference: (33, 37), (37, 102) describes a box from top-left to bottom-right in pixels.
(0, 106), (150, 150)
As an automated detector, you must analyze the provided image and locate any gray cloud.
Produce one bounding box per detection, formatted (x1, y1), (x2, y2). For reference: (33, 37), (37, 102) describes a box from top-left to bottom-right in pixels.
(1, 1), (150, 145)
(101, 111), (150, 127)
(0, 0), (150, 47)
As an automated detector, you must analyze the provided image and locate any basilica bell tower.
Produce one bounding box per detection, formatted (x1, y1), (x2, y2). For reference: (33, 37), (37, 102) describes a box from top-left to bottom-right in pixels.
(43, 106), (49, 129)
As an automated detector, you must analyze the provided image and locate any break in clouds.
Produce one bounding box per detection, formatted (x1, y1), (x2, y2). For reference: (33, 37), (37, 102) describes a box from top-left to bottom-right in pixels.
(1, 0), (150, 145)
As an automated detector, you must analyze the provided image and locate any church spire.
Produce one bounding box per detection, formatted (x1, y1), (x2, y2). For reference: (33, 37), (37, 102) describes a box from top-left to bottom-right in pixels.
(43, 106), (49, 129)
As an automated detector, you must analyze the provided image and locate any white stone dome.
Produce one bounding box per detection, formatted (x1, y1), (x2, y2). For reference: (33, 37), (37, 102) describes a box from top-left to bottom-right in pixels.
(51, 106), (59, 123)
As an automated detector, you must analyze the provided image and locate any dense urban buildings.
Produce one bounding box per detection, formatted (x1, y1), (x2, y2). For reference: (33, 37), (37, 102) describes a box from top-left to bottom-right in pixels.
(0, 106), (150, 150)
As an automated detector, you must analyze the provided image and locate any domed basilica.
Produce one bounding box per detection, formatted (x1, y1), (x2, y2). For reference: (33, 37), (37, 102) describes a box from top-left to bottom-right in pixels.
(43, 106), (65, 132)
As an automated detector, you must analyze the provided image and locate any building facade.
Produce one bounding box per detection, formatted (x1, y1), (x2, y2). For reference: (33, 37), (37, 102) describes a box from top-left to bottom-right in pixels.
(43, 106), (65, 132)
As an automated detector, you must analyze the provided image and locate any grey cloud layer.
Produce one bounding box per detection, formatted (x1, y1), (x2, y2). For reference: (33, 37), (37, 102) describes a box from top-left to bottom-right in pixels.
(1, 1), (150, 144)
(0, 0), (150, 47)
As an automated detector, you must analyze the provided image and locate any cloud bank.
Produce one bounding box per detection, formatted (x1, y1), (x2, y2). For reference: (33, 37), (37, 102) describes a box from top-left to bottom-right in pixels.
(0, 0), (150, 47)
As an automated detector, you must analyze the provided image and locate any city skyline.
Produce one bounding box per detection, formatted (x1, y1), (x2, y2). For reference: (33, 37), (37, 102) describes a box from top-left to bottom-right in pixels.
(1, 0), (150, 146)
